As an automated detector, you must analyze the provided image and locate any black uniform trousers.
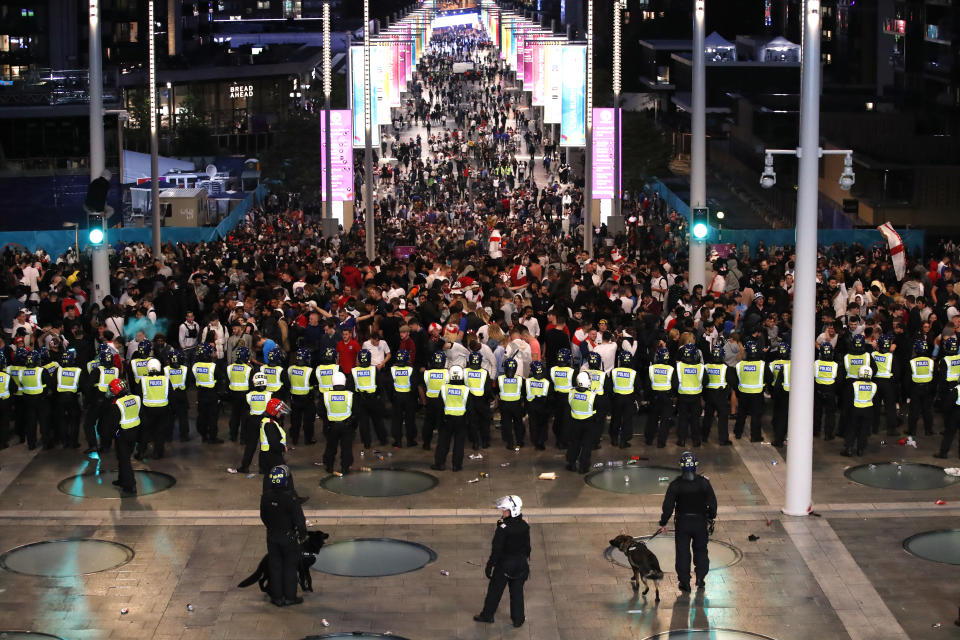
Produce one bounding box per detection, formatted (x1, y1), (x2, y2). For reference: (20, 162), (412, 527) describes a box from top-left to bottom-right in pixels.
(499, 399), (523, 448)
(480, 559), (528, 624)
(908, 383), (934, 436)
(434, 414), (466, 470)
(196, 388), (220, 441)
(391, 391), (418, 446)
(674, 513), (710, 586)
(240, 413), (262, 472)
(0, 398), (9, 447)
(771, 387), (789, 445)
(549, 391), (569, 446)
(21, 393), (43, 449)
(229, 390), (249, 441)
(13, 395), (26, 443)
(734, 392), (763, 441)
(646, 391), (674, 446)
(592, 394), (610, 446)
(423, 396), (444, 448)
(82, 393), (102, 448)
(845, 406), (872, 453)
(323, 420), (355, 473)
(838, 379), (856, 437)
(937, 404), (960, 456)
(527, 398), (550, 449)
(467, 394), (492, 448)
(169, 389), (190, 440)
(54, 392), (81, 447)
(288, 394), (315, 445)
(565, 415), (596, 471)
(266, 531), (300, 603)
(609, 393), (634, 446)
(355, 391), (387, 447)
(115, 426), (140, 492)
(813, 385), (837, 438)
(874, 379), (899, 435)
(702, 388), (730, 444)
(139, 406), (169, 458)
(676, 394), (702, 445)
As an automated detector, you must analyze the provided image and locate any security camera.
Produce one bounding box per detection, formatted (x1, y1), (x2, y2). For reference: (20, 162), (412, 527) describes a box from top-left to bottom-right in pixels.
(759, 154), (776, 189)
(838, 154), (855, 191)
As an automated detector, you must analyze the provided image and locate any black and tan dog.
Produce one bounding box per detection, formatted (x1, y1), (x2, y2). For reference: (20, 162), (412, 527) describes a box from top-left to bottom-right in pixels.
(609, 534), (664, 602)
(238, 530), (329, 594)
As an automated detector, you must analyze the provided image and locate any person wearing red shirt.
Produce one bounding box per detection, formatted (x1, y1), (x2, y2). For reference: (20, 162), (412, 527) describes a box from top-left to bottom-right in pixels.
(336, 328), (361, 374)
(342, 263), (363, 291)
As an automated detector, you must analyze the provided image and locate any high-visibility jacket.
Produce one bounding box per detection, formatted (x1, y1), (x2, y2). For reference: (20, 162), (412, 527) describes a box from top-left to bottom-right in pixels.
(843, 354), (869, 379)
(425, 368), (448, 398)
(441, 384), (468, 415)
(871, 352), (894, 379)
(944, 355), (960, 383)
(95, 366), (119, 393)
(465, 368), (488, 397)
(315, 364), (340, 390)
(228, 363), (252, 391)
(550, 366), (574, 393)
(910, 357), (934, 384)
(192, 362), (217, 388)
(611, 367), (636, 395)
(498, 375), (522, 401)
(246, 390), (272, 415)
(141, 374), (169, 407)
(322, 389), (353, 421)
(525, 376), (550, 401)
(287, 365), (313, 395)
(769, 359), (791, 391)
(677, 363), (704, 395)
(585, 369), (606, 396)
(166, 366), (187, 390)
(568, 389), (596, 420)
(56, 367), (81, 393)
(814, 360), (838, 386)
(352, 366), (377, 392)
(130, 357), (152, 382)
(705, 364), (727, 389)
(86, 359), (98, 375)
(259, 417), (286, 451)
(18, 368), (43, 395)
(391, 365), (413, 392)
(853, 381), (877, 408)
(735, 360), (764, 394)
(649, 363), (674, 392)
(261, 366), (283, 392)
(0, 370), (10, 399)
(116, 394), (142, 429)
(43, 361), (59, 376)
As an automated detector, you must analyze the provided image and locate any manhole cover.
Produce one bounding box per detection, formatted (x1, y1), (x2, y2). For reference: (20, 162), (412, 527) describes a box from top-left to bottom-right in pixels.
(0, 634), (67, 639)
(312, 538), (436, 577)
(58, 470), (177, 498)
(642, 631), (776, 640)
(303, 635), (411, 640)
(586, 466), (678, 494)
(903, 530), (960, 564)
(0, 539), (134, 576)
(605, 535), (742, 572)
(319, 469), (437, 497)
(844, 462), (959, 490)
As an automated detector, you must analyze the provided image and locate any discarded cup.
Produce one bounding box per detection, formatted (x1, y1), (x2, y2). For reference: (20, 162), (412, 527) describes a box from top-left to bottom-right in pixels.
(500, 462), (511, 467)
(935, 499), (947, 505)
(227, 468), (238, 474)
(120, 608), (129, 615)
(468, 478), (480, 483)
(868, 464), (877, 470)
(479, 472), (489, 478)
(360, 451), (365, 457)
(624, 476), (630, 483)
(594, 462), (604, 468)
(333, 471), (343, 477)
(321, 618), (330, 627)
(932, 623), (942, 628)
(658, 476), (670, 482)
(538, 472), (557, 480)
(469, 453), (483, 460)
(186, 604), (194, 612)
(440, 569), (450, 576)
(514, 447), (520, 452)
(771, 460), (779, 465)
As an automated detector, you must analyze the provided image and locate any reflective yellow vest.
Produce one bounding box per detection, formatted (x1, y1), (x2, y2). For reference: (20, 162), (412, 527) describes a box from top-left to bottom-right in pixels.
(259, 417), (286, 451)
(465, 368), (488, 397)
(814, 360), (838, 385)
(425, 368), (447, 397)
(498, 375), (522, 401)
(86, 359), (98, 375)
(0, 371), (10, 399)
(130, 357), (152, 382)
(141, 375), (169, 407)
(649, 364), (674, 392)
(736, 360), (764, 394)
(677, 363), (704, 395)
(18, 368), (43, 395)
(96, 366), (119, 392)
(8, 365), (22, 396)
(116, 394), (141, 428)
(769, 360), (791, 392)
(442, 384), (468, 415)
(315, 364), (340, 390)
(871, 352), (893, 379)
(586, 369), (606, 396)
(910, 357), (933, 384)
(568, 389), (596, 420)
(843, 354), (869, 379)
(352, 366), (377, 392)
(322, 389), (353, 421)
(525, 376), (550, 401)
(56, 367), (81, 393)
(944, 355), (960, 383)
(246, 390), (272, 415)
(228, 363), (252, 391)
(165, 366), (187, 390)
(261, 366), (283, 392)
(853, 381), (877, 408)
(391, 365), (413, 392)
(611, 367), (636, 394)
(705, 364), (727, 389)
(287, 365), (313, 395)
(550, 366), (574, 393)
(192, 362), (217, 388)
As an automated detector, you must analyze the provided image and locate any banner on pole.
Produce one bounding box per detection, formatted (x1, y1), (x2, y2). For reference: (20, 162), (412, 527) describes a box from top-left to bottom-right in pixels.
(591, 108), (621, 200)
(560, 45), (586, 147)
(321, 110), (355, 202)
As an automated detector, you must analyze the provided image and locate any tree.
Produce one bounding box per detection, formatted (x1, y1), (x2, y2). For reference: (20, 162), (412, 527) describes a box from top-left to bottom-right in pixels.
(172, 92), (217, 157)
(261, 113), (325, 205)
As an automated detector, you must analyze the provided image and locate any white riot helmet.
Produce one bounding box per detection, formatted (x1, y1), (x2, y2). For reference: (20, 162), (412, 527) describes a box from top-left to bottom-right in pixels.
(575, 371), (591, 389)
(147, 358), (162, 374)
(494, 494), (523, 518)
(858, 365), (873, 379)
(332, 371), (347, 387)
(252, 372), (268, 388)
(449, 365), (464, 382)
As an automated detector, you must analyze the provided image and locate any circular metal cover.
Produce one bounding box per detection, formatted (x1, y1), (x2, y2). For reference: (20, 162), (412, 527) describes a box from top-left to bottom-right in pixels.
(642, 631), (776, 640)
(586, 466), (678, 494)
(0, 539), (134, 577)
(311, 538), (436, 577)
(319, 468), (438, 497)
(303, 635), (411, 640)
(605, 535), (742, 572)
(903, 530), (960, 565)
(843, 462), (959, 490)
(57, 470), (177, 498)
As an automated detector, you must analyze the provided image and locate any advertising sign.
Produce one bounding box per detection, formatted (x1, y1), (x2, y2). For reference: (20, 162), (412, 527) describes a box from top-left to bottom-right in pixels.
(591, 108), (621, 200)
(560, 45), (586, 147)
(544, 44), (562, 124)
(321, 110), (354, 202)
(350, 45), (380, 147)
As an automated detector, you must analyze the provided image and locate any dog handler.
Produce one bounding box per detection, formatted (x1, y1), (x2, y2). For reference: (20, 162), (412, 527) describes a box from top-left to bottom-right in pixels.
(474, 495), (531, 628)
(260, 464), (306, 608)
(657, 452), (717, 592)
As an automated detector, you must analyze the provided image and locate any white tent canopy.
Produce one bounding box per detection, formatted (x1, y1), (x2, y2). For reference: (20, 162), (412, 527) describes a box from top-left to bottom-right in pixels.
(122, 150), (195, 185)
(760, 36), (800, 62)
(704, 31), (736, 61)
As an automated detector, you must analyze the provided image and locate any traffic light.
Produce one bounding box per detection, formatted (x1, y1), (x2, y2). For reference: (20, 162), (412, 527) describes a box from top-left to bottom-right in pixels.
(87, 212), (105, 246)
(692, 207), (709, 240)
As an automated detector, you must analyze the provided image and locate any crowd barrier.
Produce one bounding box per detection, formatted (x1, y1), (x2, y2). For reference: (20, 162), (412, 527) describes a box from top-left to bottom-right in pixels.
(0, 184), (268, 259)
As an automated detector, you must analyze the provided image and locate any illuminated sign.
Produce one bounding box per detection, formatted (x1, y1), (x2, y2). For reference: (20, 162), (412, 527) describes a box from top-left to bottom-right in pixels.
(229, 84), (254, 99)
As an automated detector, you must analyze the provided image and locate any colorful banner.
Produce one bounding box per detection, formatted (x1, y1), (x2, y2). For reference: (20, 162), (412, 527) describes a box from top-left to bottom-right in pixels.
(531, 42), (543, 105)
(523, 44), (532, 90)
(591, 108), (621, 200)
(321, 110), (354, 202)
(560, 45), (586, 147)
(374, 45), (391, 126)
(544, 44), (562, 123)
(350, 45), (380, 148)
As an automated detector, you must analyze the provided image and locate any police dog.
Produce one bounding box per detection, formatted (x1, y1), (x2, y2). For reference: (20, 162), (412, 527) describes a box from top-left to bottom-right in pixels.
(238, 530), (329, 593)
(609, 534), (664, 602)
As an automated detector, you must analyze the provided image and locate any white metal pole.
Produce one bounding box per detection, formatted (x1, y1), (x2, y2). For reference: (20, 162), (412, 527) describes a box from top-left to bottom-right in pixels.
(783, 0), (822, 517)
(582, 0), (593, 256)
(689, 0), (706, 291)
(89, 0), (110, 307)
(364, 0), (375, 260)
(612, 1), (621, 223)
(322, 2), (337, 238)
(149, 0), (161, 259)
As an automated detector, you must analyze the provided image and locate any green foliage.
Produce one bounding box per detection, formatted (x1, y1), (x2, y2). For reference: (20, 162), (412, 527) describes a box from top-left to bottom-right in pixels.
(620, 110), (671, 186)
(260, 113), (325, 204)
(172, 91), (218, 156)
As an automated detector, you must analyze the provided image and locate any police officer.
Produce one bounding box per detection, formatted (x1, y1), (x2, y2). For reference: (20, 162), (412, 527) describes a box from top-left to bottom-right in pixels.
(646, 347), (676, 448)
(871, 335), (900, 436)
(768, 342), (791, 447)
(351, 349), (388, 448)
(549, 348), (575, 447)
(0, 352), (10, 449)
(390, 349), (417, 447)
(524, 361), (551, 450)
(702, 344), (732, 445)
(566, 371), (597, 473)
(841, 335), (871, 434)
(259, 397), (291, 476)
(315, 346), (340, 442)
(84, 345), (120, 452)
(609, 350), (637, 449)
(465, 351), (493, 449)
(676, 344), (704, 448)
(18, 350), (50, 450)
(129, 340), (153, 393)
(237, 372), (271, 474)
(322, 372), (355, 474)
(432, 365), (468, 471)
(657, 452), (718, 592)
(498, 358), (524, 449)
(55, 349), (83, 449)
(906, 339), (934, 436)
(37, 347), (57, 446)
(935, 379), (960, 459)
(139, 359), (169, 460)
(422, 351), (448, 450)
(583, 352), (610, 447)
(165, 350), (191, 442)
(937, 336), (960, 435)
(474, 495), (531, 628)
(287, 347), (316, 445)
(260, 464), (307, 608)
(227, 346), (254, 443)
(842, 366), (876, 457)
(734, 341), (765, 442)
(107, 379), (141, 494)
(261, 348), (286, 398)
(813, 343), (839, 440)
(193, 343), (226, 444)
(7, 348), (25, 446)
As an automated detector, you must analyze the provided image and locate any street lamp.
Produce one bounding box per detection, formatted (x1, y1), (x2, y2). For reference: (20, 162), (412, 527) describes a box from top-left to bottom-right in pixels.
(612, 0), (624, 229)
(88, 0), (109, 306)
(583, 0), (594, 256)
(688, 0), (707, 292)
(321, 2), (338, 238)
(715, 209), (724, 242)
(149, 0), (161, 259)
(363, 0), (375, 260)
(62, 222), (79, 259)
(760, 149), (854, 190)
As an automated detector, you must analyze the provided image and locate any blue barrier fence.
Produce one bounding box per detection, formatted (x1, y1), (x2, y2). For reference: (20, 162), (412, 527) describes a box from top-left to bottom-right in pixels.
(646, 179), (925, 255)
(0, 185), (268, 258)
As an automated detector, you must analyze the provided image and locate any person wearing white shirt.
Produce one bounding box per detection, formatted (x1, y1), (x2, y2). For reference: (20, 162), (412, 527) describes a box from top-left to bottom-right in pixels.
(361, 334), (392, 368)
(593, 332), (618, 372)
(521, 309), (540, 338)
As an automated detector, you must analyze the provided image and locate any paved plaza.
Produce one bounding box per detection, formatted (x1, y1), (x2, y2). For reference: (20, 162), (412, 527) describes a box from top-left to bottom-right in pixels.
(0, 409), (958, 640)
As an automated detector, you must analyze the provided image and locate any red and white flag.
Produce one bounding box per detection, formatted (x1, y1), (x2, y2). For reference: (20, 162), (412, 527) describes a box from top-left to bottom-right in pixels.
(877, 222), (906, 281)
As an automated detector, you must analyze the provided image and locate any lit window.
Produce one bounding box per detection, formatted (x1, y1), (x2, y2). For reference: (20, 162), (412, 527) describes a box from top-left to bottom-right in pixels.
(823, 30), (832, 40)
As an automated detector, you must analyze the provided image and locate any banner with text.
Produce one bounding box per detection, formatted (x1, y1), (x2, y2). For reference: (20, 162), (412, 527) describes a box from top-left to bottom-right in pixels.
(591, 108), (621, 199)
(560, 45), (586, 147)
(321, 110), (355, 202)
(350, 45), (381, 147)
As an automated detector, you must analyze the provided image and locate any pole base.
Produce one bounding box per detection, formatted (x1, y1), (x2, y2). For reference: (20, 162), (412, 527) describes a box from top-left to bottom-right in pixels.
(606, 215), (625, 235)
(320, 218), (340, 239)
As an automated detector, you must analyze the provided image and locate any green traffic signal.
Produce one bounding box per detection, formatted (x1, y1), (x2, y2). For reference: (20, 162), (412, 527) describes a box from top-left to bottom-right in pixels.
(692, 207), (709, 240)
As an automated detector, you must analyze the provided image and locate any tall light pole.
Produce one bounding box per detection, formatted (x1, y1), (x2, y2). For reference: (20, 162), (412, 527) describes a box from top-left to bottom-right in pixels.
(582, 0), (594, 256)
(321, 2), (338, 238)
(363, 0), (375, 260)
(688, 0), (706, 291)
(89, 0), (110, 307)
(149, 0), (161, 259)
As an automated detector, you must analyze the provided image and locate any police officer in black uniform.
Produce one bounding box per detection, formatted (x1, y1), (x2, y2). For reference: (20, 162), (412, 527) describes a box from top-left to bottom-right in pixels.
(474, 494), (531, 628)
(259, 465), (307, 608)
(657, 452), (718, 592)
